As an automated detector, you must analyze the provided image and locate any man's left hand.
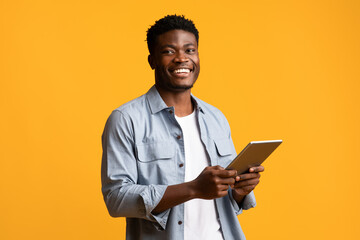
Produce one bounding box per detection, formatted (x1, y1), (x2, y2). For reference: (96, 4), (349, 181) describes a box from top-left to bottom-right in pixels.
(231, 166), (264, 203)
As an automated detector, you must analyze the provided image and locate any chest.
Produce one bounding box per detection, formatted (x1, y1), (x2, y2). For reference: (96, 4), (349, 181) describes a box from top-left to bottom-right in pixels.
(132, 111), (236, 185)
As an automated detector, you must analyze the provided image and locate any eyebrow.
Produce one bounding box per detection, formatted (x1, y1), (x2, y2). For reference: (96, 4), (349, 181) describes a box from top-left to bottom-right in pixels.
(184, 43), (196, 47)
(160, 44), (176, 49)
(160, 43), (196, 49)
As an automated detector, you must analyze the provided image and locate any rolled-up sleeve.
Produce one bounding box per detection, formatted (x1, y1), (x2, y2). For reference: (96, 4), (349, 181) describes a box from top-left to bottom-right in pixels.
(228, 190), (257, 215)
(101, 110), (170, 229)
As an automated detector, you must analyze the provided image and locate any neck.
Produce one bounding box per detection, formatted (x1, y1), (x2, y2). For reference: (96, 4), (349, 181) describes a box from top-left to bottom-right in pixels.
(155, 85), (194, 117)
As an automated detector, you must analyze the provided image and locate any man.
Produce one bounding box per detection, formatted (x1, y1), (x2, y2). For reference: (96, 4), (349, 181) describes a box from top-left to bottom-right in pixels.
(101, 15), (264, 240)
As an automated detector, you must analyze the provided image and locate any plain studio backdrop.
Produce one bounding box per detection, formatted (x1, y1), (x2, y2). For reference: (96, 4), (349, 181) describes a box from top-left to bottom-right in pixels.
(1, 0), (359, 239)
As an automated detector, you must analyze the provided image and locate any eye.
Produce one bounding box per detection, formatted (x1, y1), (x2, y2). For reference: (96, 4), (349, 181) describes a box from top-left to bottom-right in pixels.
(186, 48), (196, 54)
(162, 49), (175, 54)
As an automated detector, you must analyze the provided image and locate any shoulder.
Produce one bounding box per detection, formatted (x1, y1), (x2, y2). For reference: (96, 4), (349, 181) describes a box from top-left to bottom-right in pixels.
(113, 94), (148, 117)
(104, 94), (149, 132)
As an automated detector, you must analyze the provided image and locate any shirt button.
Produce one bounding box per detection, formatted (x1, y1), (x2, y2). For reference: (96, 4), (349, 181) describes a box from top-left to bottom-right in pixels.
(176, 135), (181, 140)
(169, 110), (173, 114)
(179, 163), (184, 168)
(178, 221), (183, 225)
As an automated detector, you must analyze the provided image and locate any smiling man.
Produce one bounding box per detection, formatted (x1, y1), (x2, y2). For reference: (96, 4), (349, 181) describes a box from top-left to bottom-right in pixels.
(101, 15), (264, 240)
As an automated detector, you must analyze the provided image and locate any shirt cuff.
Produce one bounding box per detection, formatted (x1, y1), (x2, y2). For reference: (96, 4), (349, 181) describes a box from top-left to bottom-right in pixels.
(139, 184), (170, 230)
(228, 190), (257, 215)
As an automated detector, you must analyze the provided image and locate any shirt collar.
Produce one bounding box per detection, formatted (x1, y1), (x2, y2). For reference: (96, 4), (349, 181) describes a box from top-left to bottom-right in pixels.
(146, 85), (205, 115)
(146, 85), (169, 114)
(191, 94), (205, 114)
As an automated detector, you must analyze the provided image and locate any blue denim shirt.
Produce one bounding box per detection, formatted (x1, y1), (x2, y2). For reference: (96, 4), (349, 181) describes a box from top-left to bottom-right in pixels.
(101, 86), (256, 240)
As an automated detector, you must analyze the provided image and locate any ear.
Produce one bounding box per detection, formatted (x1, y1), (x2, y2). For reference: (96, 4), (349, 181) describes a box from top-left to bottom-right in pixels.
(148, 55), (155, 70)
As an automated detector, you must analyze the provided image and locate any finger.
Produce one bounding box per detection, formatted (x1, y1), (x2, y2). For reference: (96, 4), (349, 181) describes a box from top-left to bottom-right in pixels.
(237, 173), (260, 181)
(213, 185), (232, 197)
(216, 176), (236, 186)
(211, 175), (235, 186)
(234, 179), (258, 188)
(211, 165), (225, 170)
(217, 169), (237, 178)
(249, 165), (265, 173)
(217, 189), (230, 198)
(234, 184), (257, 193)
(218, 184), (232, 191)
(234, 178), (259, 188)
(241, 185), (256, 192)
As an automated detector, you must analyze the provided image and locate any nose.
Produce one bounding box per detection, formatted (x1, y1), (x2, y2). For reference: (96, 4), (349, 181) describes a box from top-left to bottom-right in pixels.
(173, 51), (188, 63)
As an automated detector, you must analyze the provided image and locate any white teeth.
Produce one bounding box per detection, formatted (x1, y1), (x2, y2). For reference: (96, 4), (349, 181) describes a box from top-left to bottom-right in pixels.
(174, 68), (190, 73)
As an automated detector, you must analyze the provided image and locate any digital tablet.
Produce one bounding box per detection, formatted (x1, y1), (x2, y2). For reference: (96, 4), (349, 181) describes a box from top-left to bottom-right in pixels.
(226, 140), (282, 174)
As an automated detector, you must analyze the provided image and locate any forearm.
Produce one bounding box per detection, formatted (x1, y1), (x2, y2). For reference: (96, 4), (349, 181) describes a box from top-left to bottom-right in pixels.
(152, 181), (197, 214)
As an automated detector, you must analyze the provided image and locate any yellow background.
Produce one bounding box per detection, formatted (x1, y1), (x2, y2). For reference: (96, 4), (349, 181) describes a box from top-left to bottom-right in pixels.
(1, 0), (359, 239)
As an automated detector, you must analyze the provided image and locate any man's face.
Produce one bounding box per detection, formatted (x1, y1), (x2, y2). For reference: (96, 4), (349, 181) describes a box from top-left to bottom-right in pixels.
(149, 29), (200, 92)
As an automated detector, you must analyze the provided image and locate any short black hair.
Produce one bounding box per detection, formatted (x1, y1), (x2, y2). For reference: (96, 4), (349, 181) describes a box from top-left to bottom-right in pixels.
(146, 14), (199, 55)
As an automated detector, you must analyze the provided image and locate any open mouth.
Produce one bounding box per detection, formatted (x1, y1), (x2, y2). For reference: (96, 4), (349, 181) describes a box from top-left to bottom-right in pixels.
(170, 67), (194, 77)
(173, 68), (191, 74)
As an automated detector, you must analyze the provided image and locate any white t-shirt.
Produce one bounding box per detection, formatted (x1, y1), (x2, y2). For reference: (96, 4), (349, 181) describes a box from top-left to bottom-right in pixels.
(175, 111), (224, 240)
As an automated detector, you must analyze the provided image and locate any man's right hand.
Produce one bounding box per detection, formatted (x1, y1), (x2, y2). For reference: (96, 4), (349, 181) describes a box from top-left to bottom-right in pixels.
(152, 165), (237, 214)
(190, 165), (237, 199)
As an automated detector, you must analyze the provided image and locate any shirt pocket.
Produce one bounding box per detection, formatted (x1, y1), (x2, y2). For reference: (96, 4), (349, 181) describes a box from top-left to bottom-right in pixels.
(136, 141), (175, 162)
(135, 141), (176, 184)
(213, 138), (236, 167)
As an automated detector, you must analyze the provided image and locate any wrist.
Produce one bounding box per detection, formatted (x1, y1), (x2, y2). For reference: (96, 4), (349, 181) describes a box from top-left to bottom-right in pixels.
(186, 180), (199, 199)
(232, 189), (246, 203)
